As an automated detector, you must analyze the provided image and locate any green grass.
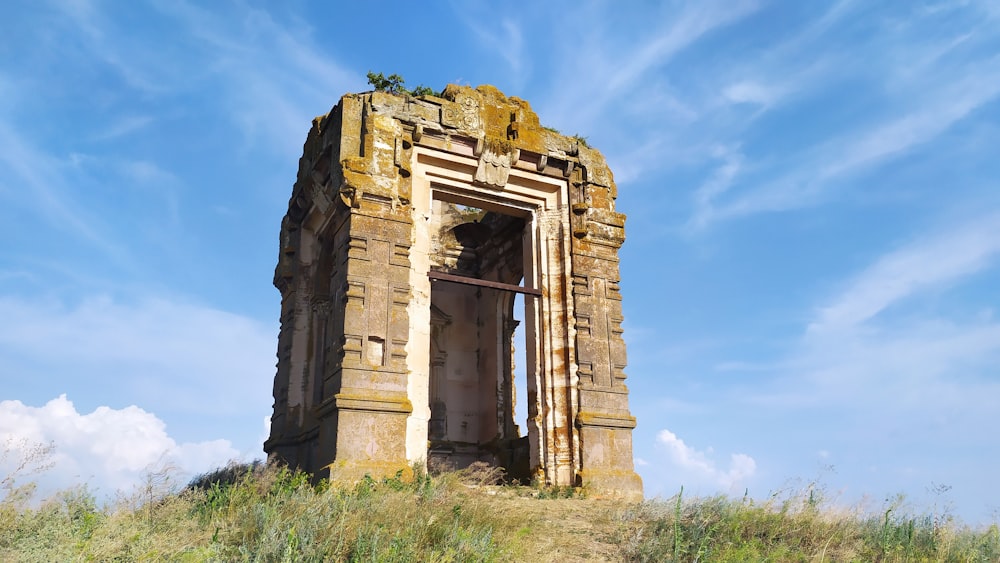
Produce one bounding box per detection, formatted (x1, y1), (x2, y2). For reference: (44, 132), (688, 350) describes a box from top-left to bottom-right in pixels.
(2, 458), (998, 561)
(1, 462), (524, 562)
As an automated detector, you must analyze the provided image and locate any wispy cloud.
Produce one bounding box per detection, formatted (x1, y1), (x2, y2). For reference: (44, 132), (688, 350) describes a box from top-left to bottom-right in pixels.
(150, 0), (360, 157)
(722, 81), (782, 107)
(90, 115), (154, 141)
(590, 0), (758, 114)
(824, 63), (1000, 180)
(726, 210), (1000, 417)
(811, 212), (1000, 333)
(0, 114), (199, 276)
(0, 295), (276, 418)
(689, 145), (745, 230)
(539, 0), (759, 132)
(58, 0), (177, 94)
(45, 0), (361, 159)
(0, 123), (125, 262)
(628, 3), (854, 194)
(686, 209), (1000, 521)
(690, 11), (1000, 229)
(460, 14), (525, 83)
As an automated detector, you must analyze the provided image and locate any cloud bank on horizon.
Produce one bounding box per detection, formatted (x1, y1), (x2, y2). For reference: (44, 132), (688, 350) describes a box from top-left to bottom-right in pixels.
(1, 1), (999, 522)
(0, 395), (241, 497)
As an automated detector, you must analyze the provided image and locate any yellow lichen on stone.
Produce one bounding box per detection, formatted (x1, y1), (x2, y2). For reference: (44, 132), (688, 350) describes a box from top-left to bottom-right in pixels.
(436, 84), (556, 157)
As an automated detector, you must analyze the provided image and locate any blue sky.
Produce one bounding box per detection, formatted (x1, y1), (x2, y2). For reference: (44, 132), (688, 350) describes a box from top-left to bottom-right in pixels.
(2, 0), (999, 524)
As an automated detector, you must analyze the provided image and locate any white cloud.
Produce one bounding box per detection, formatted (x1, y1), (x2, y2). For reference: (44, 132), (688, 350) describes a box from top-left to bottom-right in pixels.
(258, 416), (272, 450)
(0, 395), (238, 499)
(655, 429), (756, 490)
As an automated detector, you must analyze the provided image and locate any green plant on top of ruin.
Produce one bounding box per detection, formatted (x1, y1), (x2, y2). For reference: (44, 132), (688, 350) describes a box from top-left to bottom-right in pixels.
(409, 84), (436, 97)
(366, 71), (405, 93)
(366, 71), (437, 97)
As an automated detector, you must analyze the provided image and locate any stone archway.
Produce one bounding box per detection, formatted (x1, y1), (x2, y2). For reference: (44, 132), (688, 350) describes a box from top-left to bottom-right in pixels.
(265, 84), (642, 500)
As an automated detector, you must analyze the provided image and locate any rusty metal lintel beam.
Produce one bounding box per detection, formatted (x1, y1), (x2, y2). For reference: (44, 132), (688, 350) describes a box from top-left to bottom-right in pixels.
(428, 270), (541, 297)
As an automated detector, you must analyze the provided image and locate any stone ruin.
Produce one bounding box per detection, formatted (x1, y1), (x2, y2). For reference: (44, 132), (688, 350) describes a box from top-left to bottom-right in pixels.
(263, 84), (642, 499)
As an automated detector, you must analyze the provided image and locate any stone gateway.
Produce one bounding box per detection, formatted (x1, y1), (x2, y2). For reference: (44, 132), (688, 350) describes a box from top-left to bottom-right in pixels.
(264, 84), (642, 500)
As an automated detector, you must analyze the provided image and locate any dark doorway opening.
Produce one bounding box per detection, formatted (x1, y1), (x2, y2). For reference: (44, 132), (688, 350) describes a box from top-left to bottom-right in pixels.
(426, 200), (531, 482)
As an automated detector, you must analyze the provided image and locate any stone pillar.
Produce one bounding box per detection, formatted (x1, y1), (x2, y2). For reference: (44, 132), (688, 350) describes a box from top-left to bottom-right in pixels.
(315, 105), (416, 480)
(568, 152), (642, 500)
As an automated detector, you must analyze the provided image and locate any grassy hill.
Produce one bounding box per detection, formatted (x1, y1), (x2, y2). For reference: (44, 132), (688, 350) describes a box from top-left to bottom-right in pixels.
(2, 461), (999, 561)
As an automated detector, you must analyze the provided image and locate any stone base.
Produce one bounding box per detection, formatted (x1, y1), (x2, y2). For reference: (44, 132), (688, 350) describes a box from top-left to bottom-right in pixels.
(577, 468), (644, 502)
(575, 413), (643, 500)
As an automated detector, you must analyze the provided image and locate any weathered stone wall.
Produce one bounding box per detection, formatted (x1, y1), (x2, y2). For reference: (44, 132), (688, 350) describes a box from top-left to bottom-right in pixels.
(265, 84), (642, 500)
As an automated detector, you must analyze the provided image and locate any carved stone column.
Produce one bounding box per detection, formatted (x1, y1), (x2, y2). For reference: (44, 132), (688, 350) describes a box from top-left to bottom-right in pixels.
(568, 161), (642, 500)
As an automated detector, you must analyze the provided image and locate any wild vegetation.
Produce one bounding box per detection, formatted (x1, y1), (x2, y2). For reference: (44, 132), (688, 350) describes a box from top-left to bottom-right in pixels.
(366, 71), (436, 97)
(2, 448), (998, 561)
